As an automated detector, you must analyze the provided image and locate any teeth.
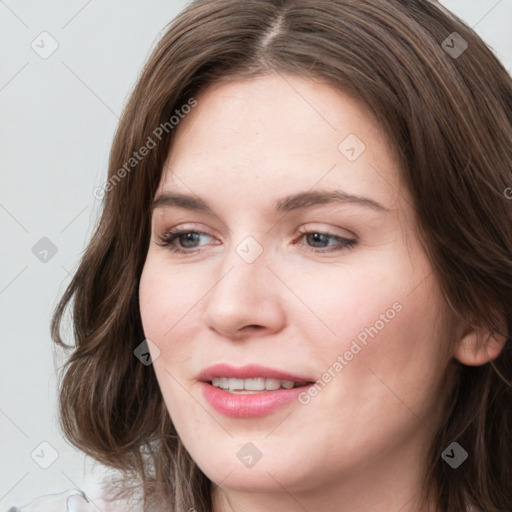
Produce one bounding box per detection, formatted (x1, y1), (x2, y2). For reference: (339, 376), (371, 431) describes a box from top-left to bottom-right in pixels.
(228, 378), (245, 391)
(243, 377), (265, 390)
(265, 378), (281, 390)
(211, 377), (299, 392)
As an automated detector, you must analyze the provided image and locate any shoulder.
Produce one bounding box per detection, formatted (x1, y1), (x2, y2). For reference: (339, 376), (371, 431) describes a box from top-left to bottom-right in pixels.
(4, 488), (143, 512)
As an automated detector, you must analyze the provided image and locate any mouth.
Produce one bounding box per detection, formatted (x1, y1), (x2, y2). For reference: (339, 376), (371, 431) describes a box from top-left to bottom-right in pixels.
(197, 364), (316, 417)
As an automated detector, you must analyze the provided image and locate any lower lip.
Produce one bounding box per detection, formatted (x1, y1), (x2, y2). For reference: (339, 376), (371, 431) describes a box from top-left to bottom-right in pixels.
(200, 382), (313, 418)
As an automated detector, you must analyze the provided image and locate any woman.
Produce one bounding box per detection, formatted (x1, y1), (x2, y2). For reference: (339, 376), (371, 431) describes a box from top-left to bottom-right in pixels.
(9, 0), (511, 511)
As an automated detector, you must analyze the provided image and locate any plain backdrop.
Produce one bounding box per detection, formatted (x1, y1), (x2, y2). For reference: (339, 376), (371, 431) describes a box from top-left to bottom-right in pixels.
(1, 0), (511, 508)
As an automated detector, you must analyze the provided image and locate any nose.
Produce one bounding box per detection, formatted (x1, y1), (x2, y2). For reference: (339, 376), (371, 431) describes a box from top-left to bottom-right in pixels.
(201, 241), (286, 340)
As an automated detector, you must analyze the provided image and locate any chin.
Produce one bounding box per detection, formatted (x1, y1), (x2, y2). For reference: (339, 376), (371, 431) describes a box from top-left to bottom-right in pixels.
(196, 449), (317, 494)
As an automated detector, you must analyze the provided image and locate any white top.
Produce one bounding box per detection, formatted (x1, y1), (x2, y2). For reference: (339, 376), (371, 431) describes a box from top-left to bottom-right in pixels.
(6, 488), (483, 512)
(4, 488), (142, 512)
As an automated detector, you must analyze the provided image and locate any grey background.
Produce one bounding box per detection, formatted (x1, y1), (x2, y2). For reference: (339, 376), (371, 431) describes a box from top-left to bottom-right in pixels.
(1, 0), (511, 508)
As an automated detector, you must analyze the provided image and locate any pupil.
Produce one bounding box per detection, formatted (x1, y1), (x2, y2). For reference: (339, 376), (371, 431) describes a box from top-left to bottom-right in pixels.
(180, 233), (199, 247)
(308, 233), (328, 247)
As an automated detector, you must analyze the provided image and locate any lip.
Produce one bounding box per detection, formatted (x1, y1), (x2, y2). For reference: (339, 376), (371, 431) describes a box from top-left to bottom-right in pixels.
(198, 364), (315, 418)
(197, 363), (314, 384)
(200, 382), (314, 417)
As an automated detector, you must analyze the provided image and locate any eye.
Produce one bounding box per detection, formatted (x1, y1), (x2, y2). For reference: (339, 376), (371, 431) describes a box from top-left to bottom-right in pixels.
(155, 227), (357, 255)
(296, 228), (357, 253)
(156, 228), (214, 254)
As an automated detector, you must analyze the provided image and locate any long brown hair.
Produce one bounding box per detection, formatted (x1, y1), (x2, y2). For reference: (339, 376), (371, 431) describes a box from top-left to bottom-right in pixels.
(51, 1), (512, 510)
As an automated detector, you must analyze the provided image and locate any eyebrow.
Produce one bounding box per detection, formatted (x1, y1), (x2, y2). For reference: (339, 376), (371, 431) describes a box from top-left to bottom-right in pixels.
(151, 189), (390, 214)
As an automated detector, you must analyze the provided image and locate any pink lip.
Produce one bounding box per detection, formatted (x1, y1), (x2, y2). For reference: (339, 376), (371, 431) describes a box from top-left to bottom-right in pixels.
(197, 363), (313, 383)
(197, 364), (315, 418)
(200, 382), (314, 418)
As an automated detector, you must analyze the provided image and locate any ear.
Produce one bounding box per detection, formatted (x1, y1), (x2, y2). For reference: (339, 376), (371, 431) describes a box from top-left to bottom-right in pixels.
(453, 315), (508, 366)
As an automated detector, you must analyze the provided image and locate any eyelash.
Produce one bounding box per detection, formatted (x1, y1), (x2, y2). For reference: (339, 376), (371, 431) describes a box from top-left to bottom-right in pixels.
(156, 227), (357, 255)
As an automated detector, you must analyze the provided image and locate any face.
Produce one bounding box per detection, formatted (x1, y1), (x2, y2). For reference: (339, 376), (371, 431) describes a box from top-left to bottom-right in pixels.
(139, 73), (457, 506)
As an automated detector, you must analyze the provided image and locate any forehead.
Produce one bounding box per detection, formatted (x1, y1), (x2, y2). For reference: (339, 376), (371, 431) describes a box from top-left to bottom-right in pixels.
(168, 73), (382, 157)
(158, 73), (405, 215)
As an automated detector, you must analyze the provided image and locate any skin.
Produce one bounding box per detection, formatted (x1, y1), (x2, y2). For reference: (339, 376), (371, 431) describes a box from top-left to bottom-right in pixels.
(138, 73), (505, 512)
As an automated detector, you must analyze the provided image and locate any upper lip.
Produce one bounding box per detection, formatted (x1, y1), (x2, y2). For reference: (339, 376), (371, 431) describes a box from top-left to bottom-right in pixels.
(198, 364), (315, 384)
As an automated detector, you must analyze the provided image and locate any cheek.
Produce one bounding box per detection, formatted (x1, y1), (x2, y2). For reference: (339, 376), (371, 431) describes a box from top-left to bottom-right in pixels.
(139, 255), (200, 351)
(324, 274), (450, 422)
(292, 252), (405, 354)
(139, 259), (199, 418)
(138, 253), (219, 411)
(138, 269), (167, 346)
(309, 248), (450, 399)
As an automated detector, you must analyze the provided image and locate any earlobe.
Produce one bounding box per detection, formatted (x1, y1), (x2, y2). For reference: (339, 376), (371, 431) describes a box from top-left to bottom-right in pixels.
(454, 322), (508, 366)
